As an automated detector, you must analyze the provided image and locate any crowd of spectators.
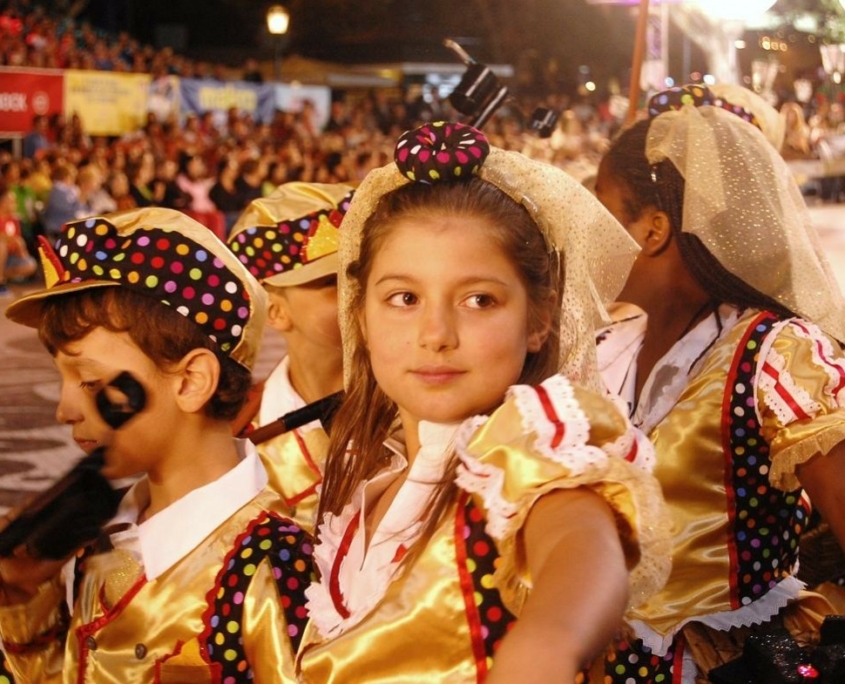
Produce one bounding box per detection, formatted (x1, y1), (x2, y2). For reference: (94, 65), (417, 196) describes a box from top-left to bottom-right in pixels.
(0, 0), (622, 257)
(1, 0), (843, 286)
(0, 0), (246, 80)
(0, 90), (617, 249)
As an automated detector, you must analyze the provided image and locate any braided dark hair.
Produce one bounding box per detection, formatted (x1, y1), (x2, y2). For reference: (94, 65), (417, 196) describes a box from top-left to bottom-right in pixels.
(603, 120), (795, 319)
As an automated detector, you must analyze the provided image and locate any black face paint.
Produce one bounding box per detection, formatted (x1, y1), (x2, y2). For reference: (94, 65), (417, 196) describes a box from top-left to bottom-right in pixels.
(0, 372), (147, 559)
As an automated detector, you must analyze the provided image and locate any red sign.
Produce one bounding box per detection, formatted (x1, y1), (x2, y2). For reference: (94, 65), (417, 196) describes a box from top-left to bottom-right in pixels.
(0, 68), (64, 135)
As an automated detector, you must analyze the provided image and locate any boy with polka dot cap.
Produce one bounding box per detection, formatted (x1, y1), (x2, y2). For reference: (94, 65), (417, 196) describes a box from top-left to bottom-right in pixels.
(227, 183), (353, 532)
(1, 207), (311, 683)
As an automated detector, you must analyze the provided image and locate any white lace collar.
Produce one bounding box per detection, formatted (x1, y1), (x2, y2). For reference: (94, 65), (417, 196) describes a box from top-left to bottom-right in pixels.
(306, 420), (461, 639)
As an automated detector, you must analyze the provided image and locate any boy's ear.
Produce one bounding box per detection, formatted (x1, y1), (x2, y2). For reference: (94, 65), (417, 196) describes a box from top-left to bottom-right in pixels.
(639, 207), (673, 257)
(173, 348), (220, 414)
(527, 291), (557, 353)
(266, 291), (294, 333)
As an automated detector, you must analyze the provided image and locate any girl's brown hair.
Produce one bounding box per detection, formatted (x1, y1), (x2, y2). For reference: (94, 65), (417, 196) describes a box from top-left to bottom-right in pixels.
(39, 287), (251, 421)
(318, 177), (563, 538)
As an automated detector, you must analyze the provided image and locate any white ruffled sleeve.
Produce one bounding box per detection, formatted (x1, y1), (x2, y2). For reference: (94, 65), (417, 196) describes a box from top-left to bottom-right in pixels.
(454, 374), (672, 612)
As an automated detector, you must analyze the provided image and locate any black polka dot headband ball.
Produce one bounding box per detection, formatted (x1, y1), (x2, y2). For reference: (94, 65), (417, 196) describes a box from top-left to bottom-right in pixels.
(394, 122), (490, 184)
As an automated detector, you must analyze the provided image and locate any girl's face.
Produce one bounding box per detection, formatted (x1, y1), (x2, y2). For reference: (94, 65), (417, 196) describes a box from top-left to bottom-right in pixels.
(594, 158), (661, 303)
(54, 327), (179, 480)
(361, 214), (546, 436)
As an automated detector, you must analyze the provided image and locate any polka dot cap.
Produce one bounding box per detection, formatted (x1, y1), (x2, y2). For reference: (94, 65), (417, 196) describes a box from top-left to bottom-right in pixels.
(648, 84), (763, 133)
(201, 512), (313, 680)
(726, 312), (808, 606)
(394, 121), (490, 184)
(7, 208), (266, 371)
(57, 217), (251, 356)
(229, 191), (353, 282)
(457, 493), (515, 677)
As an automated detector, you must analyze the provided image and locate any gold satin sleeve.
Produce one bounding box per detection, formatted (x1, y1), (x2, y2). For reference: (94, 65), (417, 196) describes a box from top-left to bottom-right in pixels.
(461, 379), (672, 613)
(148, 560), (301, 684)
(258, 428), (327, 533)
(242, 557), (300, 684)
(0, 576), (66, 683)
(757, 322), (845, 491)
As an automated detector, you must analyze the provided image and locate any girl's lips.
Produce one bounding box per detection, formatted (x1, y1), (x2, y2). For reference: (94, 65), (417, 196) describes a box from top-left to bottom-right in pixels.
(411, 368), (465, 385)
(74, 438), (98, 452)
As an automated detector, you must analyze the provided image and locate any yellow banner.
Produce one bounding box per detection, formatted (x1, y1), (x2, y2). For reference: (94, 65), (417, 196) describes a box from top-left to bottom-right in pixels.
(64, 70), (151, 136)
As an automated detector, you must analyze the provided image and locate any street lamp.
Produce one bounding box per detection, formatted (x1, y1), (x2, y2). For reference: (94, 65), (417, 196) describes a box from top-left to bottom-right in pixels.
(266, 5), (290, 82)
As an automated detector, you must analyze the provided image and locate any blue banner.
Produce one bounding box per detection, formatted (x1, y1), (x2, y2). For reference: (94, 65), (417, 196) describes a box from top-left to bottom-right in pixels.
(179, 78), (276, 124)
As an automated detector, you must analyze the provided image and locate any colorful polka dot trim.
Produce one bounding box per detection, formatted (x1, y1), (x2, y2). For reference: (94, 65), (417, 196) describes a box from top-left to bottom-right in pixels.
(42, 217), (253, 357)
(649, 84), (763, 132)
(228, 192), (353, 282)
(726, 312), (808, 607)
(602, 637), (678, 683)
(456, 493), (515, 678)
(201, 512), (313, 680)
(394, 122), (490, 184)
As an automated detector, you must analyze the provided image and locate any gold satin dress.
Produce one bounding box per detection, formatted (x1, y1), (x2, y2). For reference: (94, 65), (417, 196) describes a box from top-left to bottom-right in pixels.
(594, 309), (845, 682)
(251, 357), (329, 534)
(630, 312), (845, 643)
(298, 374), (671, 683)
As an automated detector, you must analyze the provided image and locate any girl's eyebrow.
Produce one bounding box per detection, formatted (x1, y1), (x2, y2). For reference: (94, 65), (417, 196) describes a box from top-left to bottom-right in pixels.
(374, 273), (511, 288)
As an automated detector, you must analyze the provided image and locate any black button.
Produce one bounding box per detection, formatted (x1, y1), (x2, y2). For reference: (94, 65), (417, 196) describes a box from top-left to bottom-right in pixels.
(135, 643), (147, 659)
(85, 635), (97, 651)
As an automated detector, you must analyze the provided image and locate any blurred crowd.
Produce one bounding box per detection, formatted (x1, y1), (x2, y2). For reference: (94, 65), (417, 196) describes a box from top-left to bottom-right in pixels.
(1, 0), (844, 276)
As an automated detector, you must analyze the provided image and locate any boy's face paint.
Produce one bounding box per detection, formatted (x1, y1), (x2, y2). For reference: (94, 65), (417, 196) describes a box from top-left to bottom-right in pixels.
(54, 327), (178, 480)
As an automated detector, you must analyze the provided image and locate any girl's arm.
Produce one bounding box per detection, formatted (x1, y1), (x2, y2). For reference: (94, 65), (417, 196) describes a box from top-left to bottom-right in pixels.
(797, 440), (845, 554)
(487, 487), (629, 683)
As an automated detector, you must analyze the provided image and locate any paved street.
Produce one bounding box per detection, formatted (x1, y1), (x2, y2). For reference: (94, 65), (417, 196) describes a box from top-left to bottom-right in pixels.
(0, 203), (843, 514)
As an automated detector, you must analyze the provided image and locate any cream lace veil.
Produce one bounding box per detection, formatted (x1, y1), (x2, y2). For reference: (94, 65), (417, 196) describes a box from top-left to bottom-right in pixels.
(646, 105), (845, 342)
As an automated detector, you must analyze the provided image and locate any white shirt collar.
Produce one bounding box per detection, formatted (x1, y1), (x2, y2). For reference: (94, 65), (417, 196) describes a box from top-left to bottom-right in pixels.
(258, 356), (307, 426)
(109, 439), (268, 580)
(596, 306), (648, 404)
(633, 304), (741, 433)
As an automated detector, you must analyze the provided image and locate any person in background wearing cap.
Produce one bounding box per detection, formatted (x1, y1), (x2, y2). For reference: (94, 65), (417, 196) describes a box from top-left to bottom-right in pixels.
(593, 85), (845, 681)
(227, 182), (354, 532)
(0, 208), (311, 683)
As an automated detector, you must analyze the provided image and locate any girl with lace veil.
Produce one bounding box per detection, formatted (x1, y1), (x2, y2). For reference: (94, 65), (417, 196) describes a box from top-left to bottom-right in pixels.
(595, 84), (845, 682)
(295, 122), (672, 682)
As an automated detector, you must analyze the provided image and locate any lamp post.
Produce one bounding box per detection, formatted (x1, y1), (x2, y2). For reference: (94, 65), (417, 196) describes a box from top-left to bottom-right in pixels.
(266, 5), (290, 83)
